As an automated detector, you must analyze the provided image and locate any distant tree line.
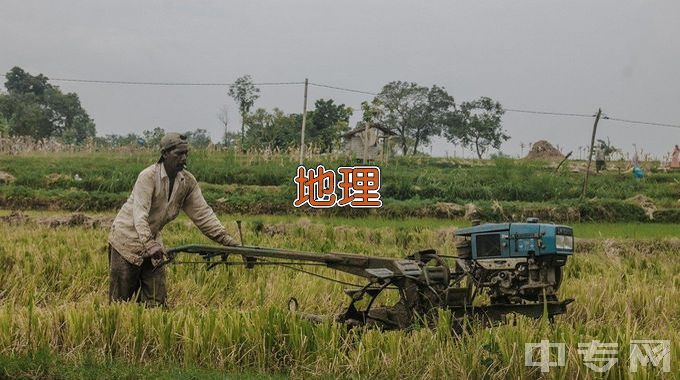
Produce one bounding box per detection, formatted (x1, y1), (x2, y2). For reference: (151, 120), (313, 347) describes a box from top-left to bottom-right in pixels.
(94, 127), (213, 149)
(227, 75), (508, 158)
(1, 67), (509, 157)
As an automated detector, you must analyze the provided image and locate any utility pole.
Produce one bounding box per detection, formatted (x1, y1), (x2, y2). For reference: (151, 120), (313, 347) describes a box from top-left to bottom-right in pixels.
(299, 78), (309, 165)
(363, 124), (369, 164)
(581, 108), (602, 199)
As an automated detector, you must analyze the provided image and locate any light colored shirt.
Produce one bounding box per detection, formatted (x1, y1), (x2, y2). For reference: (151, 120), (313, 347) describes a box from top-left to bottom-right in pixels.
(108, 163), (237, 266)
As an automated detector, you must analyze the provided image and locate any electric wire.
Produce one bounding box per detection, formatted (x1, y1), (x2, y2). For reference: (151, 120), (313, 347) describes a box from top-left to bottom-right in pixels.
(308, 82), (378, 96)
(504, 108), (596, 118)
(0, 73), (303, 87)
(50, 78), (305, 87)
(602, 116), (680, 129)
(2, 73), (678, 130)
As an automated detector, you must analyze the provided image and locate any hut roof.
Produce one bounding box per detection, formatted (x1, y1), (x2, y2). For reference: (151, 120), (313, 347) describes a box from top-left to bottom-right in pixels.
(342, 123), (397, 138)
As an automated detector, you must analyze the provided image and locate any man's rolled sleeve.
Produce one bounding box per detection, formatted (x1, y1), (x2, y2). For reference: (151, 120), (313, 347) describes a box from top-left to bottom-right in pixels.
(183, 184), (238, 246)
(131, 171), (158, 252)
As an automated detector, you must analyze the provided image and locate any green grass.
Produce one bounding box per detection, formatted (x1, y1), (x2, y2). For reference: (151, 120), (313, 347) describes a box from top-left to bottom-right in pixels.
(1, 151), (678, 221)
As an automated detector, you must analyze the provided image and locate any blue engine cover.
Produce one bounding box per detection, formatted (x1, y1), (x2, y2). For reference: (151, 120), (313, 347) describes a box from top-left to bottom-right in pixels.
(455, 221), (573, 259)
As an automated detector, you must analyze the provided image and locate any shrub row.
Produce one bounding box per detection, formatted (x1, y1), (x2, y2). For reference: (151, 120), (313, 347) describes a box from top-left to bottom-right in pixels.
(1, 184), (678, 223)
(2, 153), (677, 204)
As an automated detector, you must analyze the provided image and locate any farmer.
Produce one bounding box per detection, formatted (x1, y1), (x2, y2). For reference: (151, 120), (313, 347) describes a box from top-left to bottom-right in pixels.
(595, 144), (606, 173)
(107, 132), (239, 306)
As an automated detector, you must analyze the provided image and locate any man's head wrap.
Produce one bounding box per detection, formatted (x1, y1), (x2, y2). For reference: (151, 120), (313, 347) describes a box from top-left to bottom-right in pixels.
(158, 132), (188, 162)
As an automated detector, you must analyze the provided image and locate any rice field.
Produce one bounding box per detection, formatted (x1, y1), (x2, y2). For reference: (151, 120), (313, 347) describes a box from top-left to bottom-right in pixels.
(0, 212), (678, 379)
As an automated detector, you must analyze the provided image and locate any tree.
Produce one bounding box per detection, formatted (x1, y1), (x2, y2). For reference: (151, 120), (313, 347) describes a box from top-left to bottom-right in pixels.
(373, 81), (456, 155)
(222, 131), (240, 149)
(217, 105), (230, 145)
(0, 66), (96, 143)
(227, 75), (260, 151)
(143, 127), (166, 148)
(360, 101), (377, 123)
(445, 97), (508, 159)
(95, 133), (141, 148)
(244, 108), (301, 150)
(307, 99), (352, 153)
(50, 92), (96, 144)
(184, 128), (212, 148)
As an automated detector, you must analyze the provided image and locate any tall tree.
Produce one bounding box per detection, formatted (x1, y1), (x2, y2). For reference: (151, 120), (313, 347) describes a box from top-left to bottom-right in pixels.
(227, 75), (260, 151)
(373, 81), (456, 155)
(0, 66), (95, 143)
(308, 99), (352, 153)
(445, 96), (508, 159)
(360, 100), (381, 124)
(216, 105), (230, 145)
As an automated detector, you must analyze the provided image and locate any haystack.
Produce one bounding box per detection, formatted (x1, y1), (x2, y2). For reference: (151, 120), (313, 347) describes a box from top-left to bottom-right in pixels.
(525, 140), (564, 160)
(0, 171), (15, 184)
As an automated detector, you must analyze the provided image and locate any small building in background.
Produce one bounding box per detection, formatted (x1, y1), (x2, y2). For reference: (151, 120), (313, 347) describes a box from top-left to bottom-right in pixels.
(342, 123), (397, 162)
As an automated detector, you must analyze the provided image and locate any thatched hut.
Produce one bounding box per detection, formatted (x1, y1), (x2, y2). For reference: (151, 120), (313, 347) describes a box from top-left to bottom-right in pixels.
(342, 123), (397, 162)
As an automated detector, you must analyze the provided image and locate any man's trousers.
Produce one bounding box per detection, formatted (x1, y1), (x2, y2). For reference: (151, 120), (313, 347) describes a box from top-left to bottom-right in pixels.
(108, 245), (166, 307)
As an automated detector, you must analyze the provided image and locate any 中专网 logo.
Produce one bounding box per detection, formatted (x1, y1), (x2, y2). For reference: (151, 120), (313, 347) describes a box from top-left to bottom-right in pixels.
(525, 339), (670, 373)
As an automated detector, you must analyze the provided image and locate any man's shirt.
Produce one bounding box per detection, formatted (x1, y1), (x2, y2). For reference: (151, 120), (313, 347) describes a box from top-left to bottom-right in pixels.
(108, 163), (236, 266)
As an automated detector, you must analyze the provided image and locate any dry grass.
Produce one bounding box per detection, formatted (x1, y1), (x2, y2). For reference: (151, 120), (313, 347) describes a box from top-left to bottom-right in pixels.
(0, 214), (678, 379)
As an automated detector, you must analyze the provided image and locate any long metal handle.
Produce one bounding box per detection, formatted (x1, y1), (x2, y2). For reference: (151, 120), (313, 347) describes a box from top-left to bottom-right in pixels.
(166, 244), (344, 264)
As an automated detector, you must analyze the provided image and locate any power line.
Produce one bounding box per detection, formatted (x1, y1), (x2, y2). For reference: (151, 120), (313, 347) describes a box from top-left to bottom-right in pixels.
(504, 108), (595, 118)
(2, 73), (678, 129)
(602, 116), (680, 129)
(0, 73), (303, 87)
(309, 82), (378, 96)
(51, 77), (305, 86)
(501, 107), (680, 129)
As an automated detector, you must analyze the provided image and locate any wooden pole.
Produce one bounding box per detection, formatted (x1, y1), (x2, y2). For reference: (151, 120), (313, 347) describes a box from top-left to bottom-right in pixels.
(581, 108), (602, 199)
(363, 124), (369, 164)
(299, 78), (309, 165)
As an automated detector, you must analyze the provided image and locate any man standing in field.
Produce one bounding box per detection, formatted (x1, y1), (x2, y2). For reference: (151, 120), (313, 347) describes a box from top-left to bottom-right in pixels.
(595, 144), (606, 173)
(108, 132), (239, 306)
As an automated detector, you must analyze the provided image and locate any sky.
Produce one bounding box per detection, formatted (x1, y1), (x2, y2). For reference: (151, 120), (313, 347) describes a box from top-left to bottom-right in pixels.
(1, 0), (679, 158)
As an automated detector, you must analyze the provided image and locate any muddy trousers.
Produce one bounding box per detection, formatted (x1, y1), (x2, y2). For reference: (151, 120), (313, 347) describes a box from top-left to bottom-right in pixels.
(108, 245), (166, 307)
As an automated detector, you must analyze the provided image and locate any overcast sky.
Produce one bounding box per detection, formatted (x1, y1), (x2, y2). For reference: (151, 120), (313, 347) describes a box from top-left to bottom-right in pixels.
(1, 0), (678, 158)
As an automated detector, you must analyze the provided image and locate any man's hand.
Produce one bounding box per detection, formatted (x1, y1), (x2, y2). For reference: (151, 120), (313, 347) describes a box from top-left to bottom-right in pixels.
(143, 244), (165, 261)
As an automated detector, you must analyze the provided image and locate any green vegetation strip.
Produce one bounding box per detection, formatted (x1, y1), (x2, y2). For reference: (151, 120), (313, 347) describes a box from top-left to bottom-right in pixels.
(1, 151), (679, 222)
